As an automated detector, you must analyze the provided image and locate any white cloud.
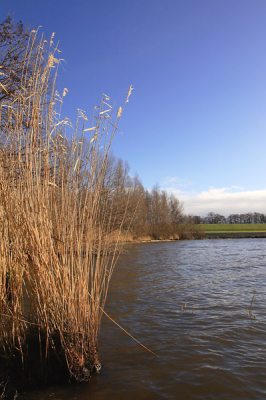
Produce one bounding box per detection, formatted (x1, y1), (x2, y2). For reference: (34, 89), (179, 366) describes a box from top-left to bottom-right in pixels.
(162, 186), (266, 216)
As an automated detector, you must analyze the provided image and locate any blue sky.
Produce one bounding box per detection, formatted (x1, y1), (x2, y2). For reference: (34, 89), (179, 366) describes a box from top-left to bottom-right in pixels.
(2, 0), (266, 216)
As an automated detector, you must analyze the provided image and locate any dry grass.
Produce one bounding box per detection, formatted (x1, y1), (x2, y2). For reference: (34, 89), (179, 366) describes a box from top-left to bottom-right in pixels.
(0, 30), (133, 384)
(135, 235), (153, 242)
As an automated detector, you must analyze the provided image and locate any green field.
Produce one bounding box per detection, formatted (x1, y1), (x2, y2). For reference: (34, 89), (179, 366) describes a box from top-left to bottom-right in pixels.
(203, 223), (266, 233)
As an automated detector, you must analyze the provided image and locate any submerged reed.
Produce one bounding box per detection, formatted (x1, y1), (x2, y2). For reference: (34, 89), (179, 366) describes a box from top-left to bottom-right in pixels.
(0, 29), (134, 385)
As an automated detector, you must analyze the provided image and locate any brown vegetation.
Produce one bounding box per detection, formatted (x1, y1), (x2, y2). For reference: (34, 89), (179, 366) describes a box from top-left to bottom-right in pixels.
(0, 18), (135, 388)
(121, 184), (205, 241)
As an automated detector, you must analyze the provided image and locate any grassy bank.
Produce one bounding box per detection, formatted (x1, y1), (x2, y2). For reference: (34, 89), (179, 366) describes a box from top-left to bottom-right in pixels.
(203, 223), (266, 233)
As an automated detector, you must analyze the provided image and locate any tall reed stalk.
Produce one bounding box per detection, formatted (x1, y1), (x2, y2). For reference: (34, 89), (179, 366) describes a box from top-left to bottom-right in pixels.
(0, 29), (133, 384)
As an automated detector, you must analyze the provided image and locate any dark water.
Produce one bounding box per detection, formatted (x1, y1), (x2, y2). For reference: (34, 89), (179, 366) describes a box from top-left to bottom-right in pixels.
(22, 239), (266, 399)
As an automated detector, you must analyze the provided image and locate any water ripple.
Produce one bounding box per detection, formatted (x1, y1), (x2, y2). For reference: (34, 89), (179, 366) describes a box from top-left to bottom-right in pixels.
(22, 239), (266, 400)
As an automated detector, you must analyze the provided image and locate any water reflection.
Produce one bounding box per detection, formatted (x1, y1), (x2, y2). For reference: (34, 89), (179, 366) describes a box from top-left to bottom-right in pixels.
(21, 239), (266, 399)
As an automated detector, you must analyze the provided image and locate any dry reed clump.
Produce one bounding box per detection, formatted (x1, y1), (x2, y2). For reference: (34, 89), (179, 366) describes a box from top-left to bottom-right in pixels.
(106, 229), (135, 243)
(0, 29), (134, 387)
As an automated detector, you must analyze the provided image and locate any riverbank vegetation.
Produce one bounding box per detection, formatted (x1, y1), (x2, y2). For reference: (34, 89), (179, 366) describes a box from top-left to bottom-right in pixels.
(114, 181), (205, 241)
(0, 17), (138, 389)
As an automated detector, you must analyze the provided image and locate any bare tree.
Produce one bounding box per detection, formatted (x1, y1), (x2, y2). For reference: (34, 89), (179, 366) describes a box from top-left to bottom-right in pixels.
(0, 16), (44, 103)
(0, 15), (51, 149)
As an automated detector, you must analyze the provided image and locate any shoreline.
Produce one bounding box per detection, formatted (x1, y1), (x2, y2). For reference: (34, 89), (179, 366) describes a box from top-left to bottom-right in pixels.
(204, 232), (266, 239)
(123, 232), (266, 244)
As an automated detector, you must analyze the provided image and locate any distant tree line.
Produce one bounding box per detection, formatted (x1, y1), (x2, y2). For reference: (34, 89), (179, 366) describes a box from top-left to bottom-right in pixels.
(191, 212), (266, 224)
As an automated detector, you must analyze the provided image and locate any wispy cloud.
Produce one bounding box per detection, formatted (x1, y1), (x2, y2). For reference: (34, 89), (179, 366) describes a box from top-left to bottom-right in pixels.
(162, 176), (191, 188)
(162, 185), (266, 216)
